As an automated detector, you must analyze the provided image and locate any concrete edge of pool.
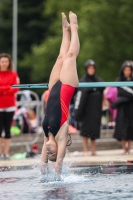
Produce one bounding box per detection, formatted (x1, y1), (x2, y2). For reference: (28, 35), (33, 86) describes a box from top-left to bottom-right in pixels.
(0, 149), (132, 167)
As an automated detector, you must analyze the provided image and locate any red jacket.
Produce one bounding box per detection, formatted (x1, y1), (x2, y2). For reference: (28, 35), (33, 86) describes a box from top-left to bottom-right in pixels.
(0, 71), (20, 108)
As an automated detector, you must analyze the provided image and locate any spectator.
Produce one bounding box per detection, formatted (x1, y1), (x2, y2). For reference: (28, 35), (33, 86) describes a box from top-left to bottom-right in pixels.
(12, 107), (38, 134)
(101, 88), (110, 129)
(75, 59), (104, 156)
(0, 53), (19, 159)
(105, 86), (118, 128)
(112, 61), (133, 154)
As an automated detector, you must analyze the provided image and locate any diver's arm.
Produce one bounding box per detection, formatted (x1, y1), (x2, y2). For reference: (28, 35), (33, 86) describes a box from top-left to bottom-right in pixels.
(55, 138), (68, 176)
(40, 136), (48, 174)
(55, 123), (68, 177)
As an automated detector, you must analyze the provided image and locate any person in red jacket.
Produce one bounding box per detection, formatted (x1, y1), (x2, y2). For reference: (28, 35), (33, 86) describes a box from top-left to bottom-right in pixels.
(0, 53), (20, 159)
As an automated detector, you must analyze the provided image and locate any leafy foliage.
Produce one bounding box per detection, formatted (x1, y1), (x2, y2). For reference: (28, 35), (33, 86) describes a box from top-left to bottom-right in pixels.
(0, 0), (133, 86)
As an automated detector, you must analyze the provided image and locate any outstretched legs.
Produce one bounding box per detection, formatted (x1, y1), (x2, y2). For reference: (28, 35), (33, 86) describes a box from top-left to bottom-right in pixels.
(49, 11), (80, 89)
(60, 11), (80, 87)
(49, 13), (71, 89)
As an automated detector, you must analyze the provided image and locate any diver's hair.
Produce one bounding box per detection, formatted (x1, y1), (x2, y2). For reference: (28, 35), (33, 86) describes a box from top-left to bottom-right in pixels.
(49, 134), (72, 162)
(49, 157), (56, 162)
(67, 134), (72, 146)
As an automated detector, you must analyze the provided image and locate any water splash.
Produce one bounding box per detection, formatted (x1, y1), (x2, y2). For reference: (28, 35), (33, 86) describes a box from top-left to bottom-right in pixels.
(37, 161), (87, 185)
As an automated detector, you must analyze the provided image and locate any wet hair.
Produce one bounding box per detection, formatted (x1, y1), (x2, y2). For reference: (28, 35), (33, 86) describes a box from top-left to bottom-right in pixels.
(0, 53), (13, 71)
(49, 157), (56, 162)
(48, 134), (72, 162)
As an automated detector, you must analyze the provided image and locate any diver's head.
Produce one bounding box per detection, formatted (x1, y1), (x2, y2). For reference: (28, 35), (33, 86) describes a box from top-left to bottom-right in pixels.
(46, 137), (58, 162)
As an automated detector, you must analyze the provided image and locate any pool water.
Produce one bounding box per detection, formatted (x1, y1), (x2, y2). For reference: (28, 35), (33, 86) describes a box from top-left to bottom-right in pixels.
(0, 164), (133, 200)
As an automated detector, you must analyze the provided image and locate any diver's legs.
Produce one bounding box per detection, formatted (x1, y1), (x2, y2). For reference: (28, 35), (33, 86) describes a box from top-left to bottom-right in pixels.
(49, 13), (70, 89)
(60, 11), (80, 87)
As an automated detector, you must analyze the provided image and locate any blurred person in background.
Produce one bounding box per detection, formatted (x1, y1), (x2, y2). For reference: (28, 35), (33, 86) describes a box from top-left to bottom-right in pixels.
(0, 53), (19, 159)
(75, 59), (104, 156)
(104, 86), (118, 128)
(101, 87), (110, 129)
(12, 107), (38, 134)
(112, 61), (133, 154)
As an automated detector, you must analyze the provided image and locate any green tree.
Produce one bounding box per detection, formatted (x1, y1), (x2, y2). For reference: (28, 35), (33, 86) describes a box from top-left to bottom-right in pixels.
(0, 0), (12, 54)
(0, 0), (49, 83)
(21, 0), (133, 85)
(1, 0), (133, 87)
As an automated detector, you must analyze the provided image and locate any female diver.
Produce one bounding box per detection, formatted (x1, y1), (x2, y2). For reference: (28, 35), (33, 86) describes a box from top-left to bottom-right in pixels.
(41, 11), (80, 179)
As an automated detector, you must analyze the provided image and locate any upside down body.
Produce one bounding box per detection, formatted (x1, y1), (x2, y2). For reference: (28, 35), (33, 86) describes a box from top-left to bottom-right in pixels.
(40, 11), (80, 179)
(43, 80), (77, 136)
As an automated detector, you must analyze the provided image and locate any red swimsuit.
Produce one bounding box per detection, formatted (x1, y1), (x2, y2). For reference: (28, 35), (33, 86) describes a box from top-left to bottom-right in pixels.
(42, 80), (77, 137)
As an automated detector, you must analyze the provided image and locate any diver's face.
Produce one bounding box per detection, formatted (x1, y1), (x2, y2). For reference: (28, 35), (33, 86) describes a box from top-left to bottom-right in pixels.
(46, 140), (57, 162)
(123, 66), (132, 78)
(87, 65), (95, 76)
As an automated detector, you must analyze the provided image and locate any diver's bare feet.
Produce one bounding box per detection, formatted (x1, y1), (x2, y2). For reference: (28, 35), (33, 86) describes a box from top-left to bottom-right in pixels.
(69, 11), (78, 29)
(62, 12), (70, 31)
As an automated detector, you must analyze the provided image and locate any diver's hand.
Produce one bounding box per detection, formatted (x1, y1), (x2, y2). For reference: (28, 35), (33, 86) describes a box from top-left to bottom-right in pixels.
(54, 158), (63, 175)
(54, 174), (63, 181)
(40, 162), (48, 175)
(54, 159), (63, 181)
(54, 167), (63, 181)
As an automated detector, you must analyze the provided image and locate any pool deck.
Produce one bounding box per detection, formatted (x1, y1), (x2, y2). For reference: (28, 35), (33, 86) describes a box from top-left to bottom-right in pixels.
(0, 149), (133, 167)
